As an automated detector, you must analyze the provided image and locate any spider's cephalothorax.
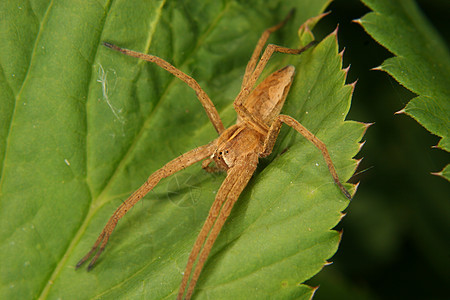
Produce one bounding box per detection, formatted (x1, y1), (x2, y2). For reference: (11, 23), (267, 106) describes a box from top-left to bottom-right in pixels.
(212, 125), (261, 170)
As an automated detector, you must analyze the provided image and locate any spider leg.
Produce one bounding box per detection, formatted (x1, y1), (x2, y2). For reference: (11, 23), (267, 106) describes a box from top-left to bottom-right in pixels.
(103, 43), (225, 134)
(260, 114), (352, 200)
(201, 157), (222, 173)
(241, 9), (294, 89)
(234, 39), (317, 135)
(178, 154), (258, 300)
(76, 142), (216, 270)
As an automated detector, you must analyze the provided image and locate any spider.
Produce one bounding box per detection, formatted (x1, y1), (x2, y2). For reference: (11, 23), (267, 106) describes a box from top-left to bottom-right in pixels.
(76, 11), (352, 300)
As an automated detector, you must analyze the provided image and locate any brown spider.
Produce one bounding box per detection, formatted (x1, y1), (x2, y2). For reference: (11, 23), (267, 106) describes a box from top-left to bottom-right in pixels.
(77, 11), (352, 299)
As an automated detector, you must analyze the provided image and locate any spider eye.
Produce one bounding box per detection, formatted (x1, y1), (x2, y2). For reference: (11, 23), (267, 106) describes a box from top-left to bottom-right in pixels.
(219, 151), (222, 155)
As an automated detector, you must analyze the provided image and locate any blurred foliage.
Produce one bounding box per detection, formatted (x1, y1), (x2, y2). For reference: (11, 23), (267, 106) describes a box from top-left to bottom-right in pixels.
(360, 0), (450, 180)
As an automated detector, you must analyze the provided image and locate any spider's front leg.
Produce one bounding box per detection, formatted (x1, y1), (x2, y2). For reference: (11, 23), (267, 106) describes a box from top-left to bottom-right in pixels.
(178, 153), (259, 300)
(103, 42), (225, 134)
(76, 142), (216, 270)
(201, 157), (223, 173)
(231, 10), (316, 135)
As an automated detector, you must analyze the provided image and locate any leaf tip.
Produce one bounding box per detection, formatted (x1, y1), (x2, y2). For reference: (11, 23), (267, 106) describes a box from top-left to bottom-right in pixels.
(332, 25), (339, 37)
(342, 64), (350, 73)
(342, 64), (353, 83)
(348, 79), (358, 90)
(364, 122), (375, 131)
(298, 12), (331, 42)
(355, 156), (364, 167)
(394, 108), (406, 115)
(310, 285), (320, 299)
(430, 166), (449, 182)
(324, 261), (334, 266)
(430, 171), (442, 176)
(352, 18), (363, 25)
(352, 181), (361, 195)
(370, 65), (383, 71)
(321, 11), (332, 18)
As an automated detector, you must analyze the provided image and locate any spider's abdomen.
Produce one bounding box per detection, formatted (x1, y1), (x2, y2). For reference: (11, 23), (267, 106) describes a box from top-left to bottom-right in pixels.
(237, 65), (295, 127)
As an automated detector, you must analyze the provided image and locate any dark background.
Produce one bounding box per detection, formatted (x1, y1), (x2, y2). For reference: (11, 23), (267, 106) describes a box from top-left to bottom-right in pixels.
(308, 0), (450, 299)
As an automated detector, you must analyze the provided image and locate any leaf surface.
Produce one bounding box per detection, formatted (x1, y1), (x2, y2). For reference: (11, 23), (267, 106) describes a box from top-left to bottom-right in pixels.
(0, 1), (365, 299)
(359, 0), (450, 180)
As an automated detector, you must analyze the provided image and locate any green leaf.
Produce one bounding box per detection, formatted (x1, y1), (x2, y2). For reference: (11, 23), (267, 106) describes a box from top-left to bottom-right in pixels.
(0, 1), (365, 299)
(358, 0), (450, 180)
